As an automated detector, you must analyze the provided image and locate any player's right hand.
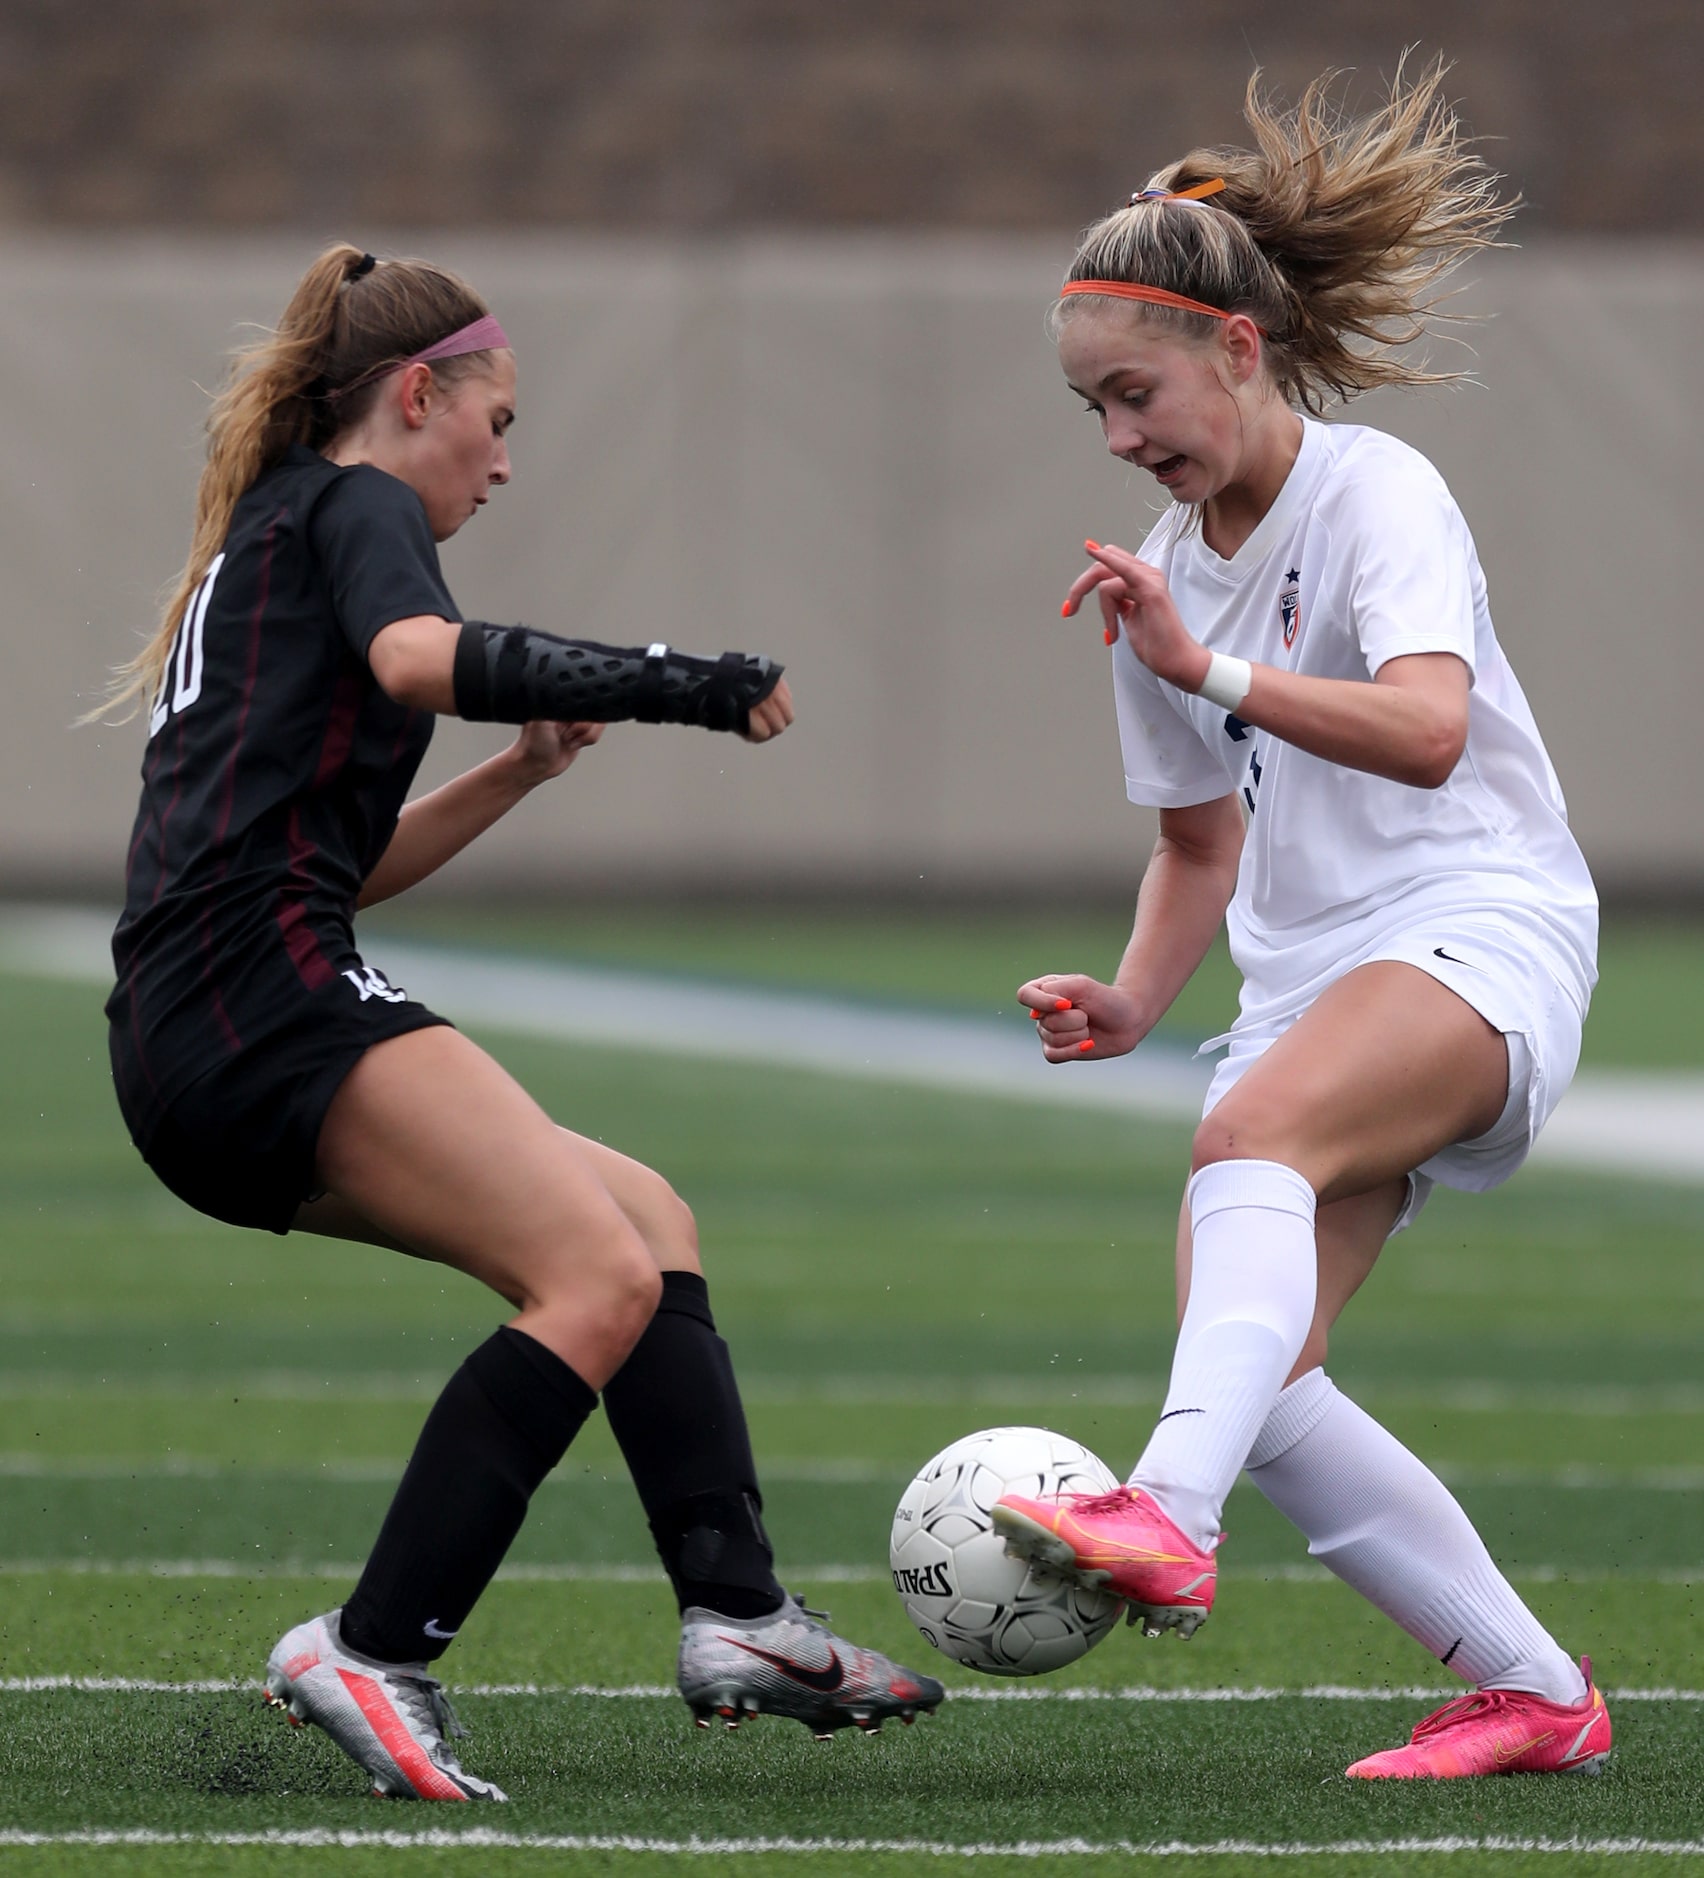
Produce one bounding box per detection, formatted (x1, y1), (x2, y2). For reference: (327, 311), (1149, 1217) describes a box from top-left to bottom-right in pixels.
(1063, 541), (1210, 695)
(742, 676), (795, 744)
(1018, 974), (1144, 1062)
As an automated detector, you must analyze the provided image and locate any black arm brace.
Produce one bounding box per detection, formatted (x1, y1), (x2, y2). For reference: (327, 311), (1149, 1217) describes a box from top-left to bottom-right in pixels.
(452, 620), (784, 734)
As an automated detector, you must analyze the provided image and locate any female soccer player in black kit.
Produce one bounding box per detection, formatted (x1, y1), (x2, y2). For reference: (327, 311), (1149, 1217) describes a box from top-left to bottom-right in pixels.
(102, 243), (941, 1801)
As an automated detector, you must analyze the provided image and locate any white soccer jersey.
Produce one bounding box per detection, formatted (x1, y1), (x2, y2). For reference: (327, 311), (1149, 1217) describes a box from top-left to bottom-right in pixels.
(1113, 417), (1597, 1030)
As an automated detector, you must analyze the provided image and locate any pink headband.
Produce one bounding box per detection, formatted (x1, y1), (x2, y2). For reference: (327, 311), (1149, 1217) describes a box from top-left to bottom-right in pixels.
(404, 314), (511, 366)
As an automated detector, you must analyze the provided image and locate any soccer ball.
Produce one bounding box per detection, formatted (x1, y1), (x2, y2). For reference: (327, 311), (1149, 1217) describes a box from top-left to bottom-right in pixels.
(889, 1425), (1122, 1676)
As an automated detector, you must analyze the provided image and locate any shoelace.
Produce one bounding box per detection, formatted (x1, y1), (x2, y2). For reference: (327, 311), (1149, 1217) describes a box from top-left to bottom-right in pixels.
(1064, 1487), (1145, 1517)
(1410, 1688), (1515, 1743)
(784, 1596), (887, 1673)
(767, 1591), (836, 1634)
(394, 1673), (470, 1746)
(1409, 1668), (1593, 1746)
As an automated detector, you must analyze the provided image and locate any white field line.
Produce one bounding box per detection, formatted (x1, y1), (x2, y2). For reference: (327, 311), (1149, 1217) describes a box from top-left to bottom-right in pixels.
(11, 1374), (1704, 1414)
(4, 1830), (1704, 1860)
(7, 903), (1704, 1182)
(6, 1453), (1704, 1491)
(0, 1454), (897, 1485)
(0, 1558), (777, 1582)
(0, 1554), (1698, 1585)
(4, 1675), (1701, 1704)
(0, 1558), (1696, 1586)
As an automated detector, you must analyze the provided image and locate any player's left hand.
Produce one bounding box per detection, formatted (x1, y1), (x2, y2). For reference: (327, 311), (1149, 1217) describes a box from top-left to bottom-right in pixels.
(510, 719), (604, 783)
(1062, 541), (1211, 694)
(742, 676), (795, 744)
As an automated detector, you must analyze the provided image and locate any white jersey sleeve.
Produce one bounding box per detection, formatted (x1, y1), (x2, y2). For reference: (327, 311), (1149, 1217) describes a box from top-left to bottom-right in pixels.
(1114, 652), (1236, 806)
(1322, 445), (1481, 680)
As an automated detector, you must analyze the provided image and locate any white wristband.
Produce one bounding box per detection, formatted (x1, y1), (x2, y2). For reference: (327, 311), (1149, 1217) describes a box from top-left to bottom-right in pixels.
(1197, 652), (1253, 712)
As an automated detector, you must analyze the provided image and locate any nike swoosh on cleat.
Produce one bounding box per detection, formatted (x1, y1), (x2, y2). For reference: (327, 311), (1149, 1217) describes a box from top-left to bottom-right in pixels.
(422, 1619), (458, 1641)
(729, 1639), (845, 1694)
(1492, 1730), (1554, 1765)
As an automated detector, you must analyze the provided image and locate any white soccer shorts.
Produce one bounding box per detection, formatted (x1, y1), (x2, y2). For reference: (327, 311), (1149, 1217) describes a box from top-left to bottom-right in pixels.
(1199, 911), (1586, 1235)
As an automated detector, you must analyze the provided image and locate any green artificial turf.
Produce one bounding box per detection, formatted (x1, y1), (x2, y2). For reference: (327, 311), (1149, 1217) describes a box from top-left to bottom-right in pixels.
(361, 900), (1704, 1073)
(3, 916), (1704, 1874)
(3, 1682), (1701, 1840)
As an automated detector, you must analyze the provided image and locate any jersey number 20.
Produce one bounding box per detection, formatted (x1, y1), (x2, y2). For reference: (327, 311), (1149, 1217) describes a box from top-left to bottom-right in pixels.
(148, 554), (227, 736)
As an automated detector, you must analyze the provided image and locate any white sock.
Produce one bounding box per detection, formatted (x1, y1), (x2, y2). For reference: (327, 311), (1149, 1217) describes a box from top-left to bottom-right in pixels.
(1129, 1158), (1318, 1552)
(1246, 1369), (1587, 1705)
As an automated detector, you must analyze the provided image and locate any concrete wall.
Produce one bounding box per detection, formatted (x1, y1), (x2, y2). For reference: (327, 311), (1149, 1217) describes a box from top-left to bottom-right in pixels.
(4, 233), (1700, 901)
(5, 3), (1700, 237)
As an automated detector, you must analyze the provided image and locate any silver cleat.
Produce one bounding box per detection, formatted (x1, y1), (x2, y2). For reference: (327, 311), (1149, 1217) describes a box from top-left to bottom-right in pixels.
(262, 1609), (506, 1802)
(678, 1593), (945, 1738)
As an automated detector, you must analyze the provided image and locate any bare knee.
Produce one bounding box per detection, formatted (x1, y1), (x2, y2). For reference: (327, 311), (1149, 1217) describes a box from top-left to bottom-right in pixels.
(653, 1183), (701, 1274)
(514, 1236), (660, 1389)
(525, 1221), (662, 1326)
(626, 1170), (700, 1274)
(604, 1243), (665, 1338)
(1190, 1094), (1307, 1179)
(1191, 1112), (1262, 1174)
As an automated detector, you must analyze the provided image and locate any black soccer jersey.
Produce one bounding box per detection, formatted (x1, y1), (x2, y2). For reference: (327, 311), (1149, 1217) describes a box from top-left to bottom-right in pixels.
(108, 446), (456, 1129)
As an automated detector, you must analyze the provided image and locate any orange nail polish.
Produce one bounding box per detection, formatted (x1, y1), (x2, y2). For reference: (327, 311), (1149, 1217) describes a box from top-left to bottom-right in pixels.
(1086, 539), (1101, 551)
(1054, 998), (1072, 1011)
(1103, 625), (1116, 646)
(1078, 1039), (1094, 1053)
(1061, 602), (1072, 618)
(1029, 1007), (1042, 1020)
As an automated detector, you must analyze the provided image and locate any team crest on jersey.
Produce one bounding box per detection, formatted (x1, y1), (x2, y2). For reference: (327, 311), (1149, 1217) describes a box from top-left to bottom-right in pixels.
(1279, 566), (1301, 648)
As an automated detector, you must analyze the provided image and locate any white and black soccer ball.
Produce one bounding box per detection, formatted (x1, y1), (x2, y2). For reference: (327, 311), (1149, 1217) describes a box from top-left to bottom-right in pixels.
(889, 1424), (1122, 1676)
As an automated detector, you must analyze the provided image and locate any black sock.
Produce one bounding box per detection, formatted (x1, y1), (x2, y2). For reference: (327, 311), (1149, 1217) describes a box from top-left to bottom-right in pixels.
(601, 1270), (784, 1620)
(340, 1325), (596, 1664)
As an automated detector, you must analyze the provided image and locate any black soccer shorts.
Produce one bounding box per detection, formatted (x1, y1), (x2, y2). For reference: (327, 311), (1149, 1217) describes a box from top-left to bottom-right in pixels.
(111, 986), (450, 1235)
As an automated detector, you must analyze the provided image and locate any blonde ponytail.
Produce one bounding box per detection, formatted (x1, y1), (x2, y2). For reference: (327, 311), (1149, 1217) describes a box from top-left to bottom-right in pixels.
(92, 243), (493, 723)
(1052, 55), (1515, 414)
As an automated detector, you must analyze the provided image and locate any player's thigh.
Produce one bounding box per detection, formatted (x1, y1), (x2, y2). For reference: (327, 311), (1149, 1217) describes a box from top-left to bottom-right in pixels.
(293, 1190), (410, 1253)
(1173, 1177), (1406, 1381)
(1193, 961), (1507, 1204)
(298, 1121), (701, 1275)
(313, 1025), (657, 1312)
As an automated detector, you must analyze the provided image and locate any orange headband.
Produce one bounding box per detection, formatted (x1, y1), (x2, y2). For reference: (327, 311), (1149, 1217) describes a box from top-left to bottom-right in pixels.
(1060, 185), (1266, 331)
(1057, 281), (1260, 324)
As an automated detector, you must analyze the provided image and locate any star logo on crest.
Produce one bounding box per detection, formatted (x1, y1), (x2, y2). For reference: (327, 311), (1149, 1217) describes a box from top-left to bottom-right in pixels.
(1278, 568), (1301, 649)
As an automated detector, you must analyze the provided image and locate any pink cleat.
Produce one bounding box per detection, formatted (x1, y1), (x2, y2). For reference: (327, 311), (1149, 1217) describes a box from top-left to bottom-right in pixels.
(990, 1485), (1218, 1638)
(1345, 1657), (1611, 1779)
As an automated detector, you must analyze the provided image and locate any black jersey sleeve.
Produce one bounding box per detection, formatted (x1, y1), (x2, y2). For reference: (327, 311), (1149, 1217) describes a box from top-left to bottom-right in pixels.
(309, 466), (461, 661)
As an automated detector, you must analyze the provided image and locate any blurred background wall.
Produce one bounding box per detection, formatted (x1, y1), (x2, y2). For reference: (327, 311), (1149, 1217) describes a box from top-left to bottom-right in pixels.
(2, 2), (1699, 903)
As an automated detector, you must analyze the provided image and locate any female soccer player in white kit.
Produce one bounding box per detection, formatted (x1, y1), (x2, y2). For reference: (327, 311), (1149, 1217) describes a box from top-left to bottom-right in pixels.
(991, 64), (1614, 1779)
